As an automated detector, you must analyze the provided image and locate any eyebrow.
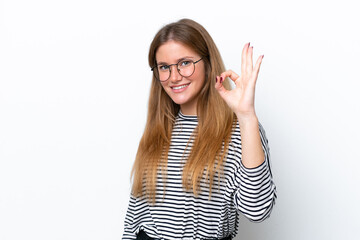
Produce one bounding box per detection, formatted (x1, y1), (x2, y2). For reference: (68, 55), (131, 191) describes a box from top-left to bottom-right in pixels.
(157, 56), (195, 65)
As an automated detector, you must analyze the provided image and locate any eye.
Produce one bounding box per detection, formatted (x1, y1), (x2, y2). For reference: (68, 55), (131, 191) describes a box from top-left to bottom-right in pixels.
(179, 60), (192, 67)
(158, 65), (169, 71)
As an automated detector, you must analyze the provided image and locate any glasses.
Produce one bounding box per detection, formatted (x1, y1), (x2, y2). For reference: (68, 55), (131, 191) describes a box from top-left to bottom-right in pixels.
(151, 57), (203, 82)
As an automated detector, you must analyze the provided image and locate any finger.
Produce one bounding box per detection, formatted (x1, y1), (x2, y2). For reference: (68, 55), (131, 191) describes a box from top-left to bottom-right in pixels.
(246, 45), (253, 75)
(241, 42), (250, 75)
(215, 75), (229, 96)
(219, 70), (240, 84)
(252, 55), (264, 83)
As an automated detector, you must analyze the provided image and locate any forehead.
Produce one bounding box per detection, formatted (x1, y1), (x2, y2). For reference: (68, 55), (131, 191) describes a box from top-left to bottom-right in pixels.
(156, 40), (198, 63)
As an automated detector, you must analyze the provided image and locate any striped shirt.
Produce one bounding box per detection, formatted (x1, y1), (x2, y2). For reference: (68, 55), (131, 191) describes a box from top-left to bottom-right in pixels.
(122, 111), (277, 240)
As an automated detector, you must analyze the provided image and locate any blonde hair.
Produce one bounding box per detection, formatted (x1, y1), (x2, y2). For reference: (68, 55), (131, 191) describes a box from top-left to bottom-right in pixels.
(131, 19), (235, 202)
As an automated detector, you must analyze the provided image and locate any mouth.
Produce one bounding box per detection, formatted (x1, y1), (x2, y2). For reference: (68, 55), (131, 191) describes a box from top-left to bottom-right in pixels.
(171, 83), (190, 90)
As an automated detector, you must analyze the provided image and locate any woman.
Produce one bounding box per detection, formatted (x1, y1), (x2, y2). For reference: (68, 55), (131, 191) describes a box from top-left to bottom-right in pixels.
(122, 18), (277, 240)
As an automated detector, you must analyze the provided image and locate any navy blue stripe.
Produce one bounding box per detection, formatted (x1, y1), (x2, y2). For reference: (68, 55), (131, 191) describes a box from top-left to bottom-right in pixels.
(122, 112), (276, 240)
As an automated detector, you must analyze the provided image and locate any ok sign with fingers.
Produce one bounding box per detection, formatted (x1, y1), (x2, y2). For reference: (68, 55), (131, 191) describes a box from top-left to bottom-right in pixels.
(215, 42), (264, 123)
(216, 42), (266, 168)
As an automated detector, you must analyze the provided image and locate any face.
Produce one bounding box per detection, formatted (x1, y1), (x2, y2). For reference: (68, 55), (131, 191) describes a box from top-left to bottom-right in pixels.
(155, 40), (206, 115)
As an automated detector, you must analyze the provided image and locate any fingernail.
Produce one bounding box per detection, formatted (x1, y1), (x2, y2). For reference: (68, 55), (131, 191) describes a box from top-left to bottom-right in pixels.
(262, 55), (264, 59)
(220, 77), (223, 83)
(248, 42), (250, 47)
(215, 76), (218, 83)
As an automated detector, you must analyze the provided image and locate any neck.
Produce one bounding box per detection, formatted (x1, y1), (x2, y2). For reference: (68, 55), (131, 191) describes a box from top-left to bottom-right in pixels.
(180, 102), (197, 116)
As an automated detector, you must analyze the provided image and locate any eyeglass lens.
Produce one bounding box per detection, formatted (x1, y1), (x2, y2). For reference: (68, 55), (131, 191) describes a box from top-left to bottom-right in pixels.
(155, 60), (195, 82)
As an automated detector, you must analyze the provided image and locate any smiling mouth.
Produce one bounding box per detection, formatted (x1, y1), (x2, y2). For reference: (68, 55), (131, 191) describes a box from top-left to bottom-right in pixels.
(171, 83), (190, 90)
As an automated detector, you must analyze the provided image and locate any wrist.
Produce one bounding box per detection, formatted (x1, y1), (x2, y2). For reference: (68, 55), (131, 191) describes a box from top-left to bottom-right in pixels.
(236, 113), (259, 127)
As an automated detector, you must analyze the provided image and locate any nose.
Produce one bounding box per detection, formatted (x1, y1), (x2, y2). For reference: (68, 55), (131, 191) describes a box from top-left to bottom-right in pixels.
(169, 65), (182, 82)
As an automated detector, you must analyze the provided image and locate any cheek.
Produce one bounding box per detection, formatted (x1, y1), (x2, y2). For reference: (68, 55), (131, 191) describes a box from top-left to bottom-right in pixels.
(192, 67), (206, 86)
(160, 82), (172, 95)
(160, 81), (167, 89)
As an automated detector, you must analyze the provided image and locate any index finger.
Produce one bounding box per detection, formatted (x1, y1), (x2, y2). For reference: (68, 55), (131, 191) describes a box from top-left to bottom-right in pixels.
(220, 69), (240, 83)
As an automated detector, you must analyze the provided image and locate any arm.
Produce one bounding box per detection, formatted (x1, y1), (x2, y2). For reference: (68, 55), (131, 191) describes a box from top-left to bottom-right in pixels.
(237, 115), (264, 168)
(215, 42), (277, 221)
(233, 122), (277, 222)
(215, 42), (268, 170)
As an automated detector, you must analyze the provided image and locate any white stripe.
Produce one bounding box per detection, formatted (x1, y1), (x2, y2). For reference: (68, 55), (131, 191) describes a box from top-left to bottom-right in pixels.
(122, 112), (277, 240)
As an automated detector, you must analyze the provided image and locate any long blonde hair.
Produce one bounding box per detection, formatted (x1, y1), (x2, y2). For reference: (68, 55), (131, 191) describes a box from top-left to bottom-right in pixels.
(131, 19), (235, 202)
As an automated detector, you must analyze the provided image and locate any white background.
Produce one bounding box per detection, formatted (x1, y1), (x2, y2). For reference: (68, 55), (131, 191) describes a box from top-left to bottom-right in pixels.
(1, 0), (359, 239)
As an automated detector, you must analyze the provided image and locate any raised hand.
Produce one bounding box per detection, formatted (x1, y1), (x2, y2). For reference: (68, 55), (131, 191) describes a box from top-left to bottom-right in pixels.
(215, 42), (264, 122)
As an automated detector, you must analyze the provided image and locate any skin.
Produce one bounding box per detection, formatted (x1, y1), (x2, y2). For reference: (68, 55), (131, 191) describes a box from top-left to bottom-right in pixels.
(215, 43), (265, 168)
(157, 41), (264, 168)
(156, 41), (206, 115)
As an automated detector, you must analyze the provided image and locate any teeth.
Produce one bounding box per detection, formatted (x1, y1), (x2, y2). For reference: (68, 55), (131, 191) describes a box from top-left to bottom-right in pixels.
(172, 84), (189, 90)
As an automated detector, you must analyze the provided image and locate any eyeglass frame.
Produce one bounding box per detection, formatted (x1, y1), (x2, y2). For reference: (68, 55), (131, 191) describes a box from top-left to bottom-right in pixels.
(151, 57), (204, 82)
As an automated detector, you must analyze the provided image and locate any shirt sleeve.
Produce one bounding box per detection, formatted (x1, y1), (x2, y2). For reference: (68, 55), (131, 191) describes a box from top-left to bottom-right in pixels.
(233, 122), (277, 222)
(122, 195), (137, 240)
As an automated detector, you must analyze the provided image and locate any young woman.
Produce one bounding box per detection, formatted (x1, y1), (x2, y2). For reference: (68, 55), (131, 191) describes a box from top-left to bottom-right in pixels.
(122, 18), (277, 240)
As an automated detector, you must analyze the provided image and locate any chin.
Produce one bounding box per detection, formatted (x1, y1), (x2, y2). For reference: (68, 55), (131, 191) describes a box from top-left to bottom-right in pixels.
(171, 98), (187, 106)
(168, 95), (189, 105)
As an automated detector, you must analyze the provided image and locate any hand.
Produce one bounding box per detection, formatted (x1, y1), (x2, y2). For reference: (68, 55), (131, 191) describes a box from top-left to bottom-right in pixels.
(215, 42), (264, 121)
